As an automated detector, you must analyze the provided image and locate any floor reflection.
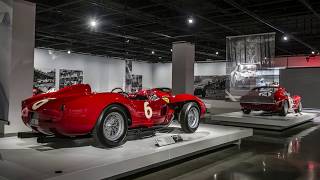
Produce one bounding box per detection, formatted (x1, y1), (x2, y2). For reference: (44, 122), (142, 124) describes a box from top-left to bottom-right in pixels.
(125, 120), (320, 180)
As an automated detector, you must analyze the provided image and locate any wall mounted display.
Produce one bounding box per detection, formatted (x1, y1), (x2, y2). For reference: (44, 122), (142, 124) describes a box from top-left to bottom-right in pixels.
(226, 32), (277, 99)
(33, 68), (56, 93)
(125, 60), (143, 93)
(59, 69), (83, 89)
(131, 75), (143, 93)
(125, 60), (133, 92)
(194, 76), (228, 100)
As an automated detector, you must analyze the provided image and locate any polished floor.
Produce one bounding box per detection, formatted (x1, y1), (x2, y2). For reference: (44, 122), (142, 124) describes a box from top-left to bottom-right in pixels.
(123, 115), (320, 180)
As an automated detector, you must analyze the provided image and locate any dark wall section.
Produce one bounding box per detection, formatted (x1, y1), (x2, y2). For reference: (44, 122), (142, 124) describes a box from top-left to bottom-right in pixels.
(280, 68), (320, 108)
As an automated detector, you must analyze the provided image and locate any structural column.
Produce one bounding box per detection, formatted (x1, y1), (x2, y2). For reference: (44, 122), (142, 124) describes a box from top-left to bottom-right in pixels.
(172, 41), (195, 94)
(3, 0), (35, 134)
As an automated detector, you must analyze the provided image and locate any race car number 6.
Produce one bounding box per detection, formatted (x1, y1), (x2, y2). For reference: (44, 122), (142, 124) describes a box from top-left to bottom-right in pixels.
(144, 102), (152, 119)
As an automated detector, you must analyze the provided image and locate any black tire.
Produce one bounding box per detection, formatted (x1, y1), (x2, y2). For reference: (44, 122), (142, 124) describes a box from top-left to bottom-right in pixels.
(295, 102), (302, 113)
(280, 100), (289, 116)
(179, 102), (200, 133)
(242, 109), (251, 114)
(93, 105), (128, 148)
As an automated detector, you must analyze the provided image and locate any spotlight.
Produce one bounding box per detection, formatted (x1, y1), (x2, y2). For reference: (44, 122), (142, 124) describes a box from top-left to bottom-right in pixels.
(48, 50), (53, 55)
(283, 35), (288, 41)
(187, 17), (194, 24)
(151, 50), (155, 55)
(89, 19), (97, 27)
(67, 50), (71, 54)
(311, 51), (315, 55)
(215, 51), (219, 55)
(170, 49), (172, 52)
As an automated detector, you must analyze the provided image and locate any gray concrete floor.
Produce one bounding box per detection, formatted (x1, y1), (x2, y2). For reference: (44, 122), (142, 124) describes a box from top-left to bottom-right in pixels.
(121, 109), (320, 180)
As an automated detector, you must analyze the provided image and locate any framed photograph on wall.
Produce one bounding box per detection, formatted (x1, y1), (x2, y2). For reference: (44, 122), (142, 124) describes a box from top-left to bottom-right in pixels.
(33, 68), (56, 94)
(131, 75), (142, 93)
(194, 76), (228, 100)
(59, 69), (83, 89)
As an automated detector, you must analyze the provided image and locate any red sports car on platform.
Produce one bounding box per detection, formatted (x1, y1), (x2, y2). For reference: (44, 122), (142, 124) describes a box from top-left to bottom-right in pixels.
(21, 84), (206, 147)
(240, 86), (302, 116)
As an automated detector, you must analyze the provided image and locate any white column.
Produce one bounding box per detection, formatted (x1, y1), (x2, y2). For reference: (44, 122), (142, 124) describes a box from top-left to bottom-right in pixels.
(6, 0), (35, 133)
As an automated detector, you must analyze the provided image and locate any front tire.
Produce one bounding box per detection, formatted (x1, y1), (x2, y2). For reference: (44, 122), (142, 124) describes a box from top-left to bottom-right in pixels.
(179, 102), (200, 133)
(280, 100), (289, 116)
(93, 105), (128, 148)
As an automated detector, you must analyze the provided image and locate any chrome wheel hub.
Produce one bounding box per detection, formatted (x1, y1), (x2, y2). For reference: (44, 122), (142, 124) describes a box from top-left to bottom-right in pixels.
(103, 112), (124, 141)
(187, 107), (199, 128)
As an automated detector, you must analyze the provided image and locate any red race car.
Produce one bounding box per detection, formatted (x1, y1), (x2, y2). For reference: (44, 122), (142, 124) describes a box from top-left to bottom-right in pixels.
(21, 84), (206, 147)
(240, 86), (302, 116)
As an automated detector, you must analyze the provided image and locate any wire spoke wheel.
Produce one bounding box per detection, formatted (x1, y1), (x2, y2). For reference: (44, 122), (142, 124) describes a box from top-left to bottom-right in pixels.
(103, 112), (124, 141)
(187, 107), (199, 129)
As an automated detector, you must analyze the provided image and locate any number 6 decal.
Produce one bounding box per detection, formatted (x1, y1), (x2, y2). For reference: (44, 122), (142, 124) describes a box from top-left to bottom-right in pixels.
(144, 102), (152, 119)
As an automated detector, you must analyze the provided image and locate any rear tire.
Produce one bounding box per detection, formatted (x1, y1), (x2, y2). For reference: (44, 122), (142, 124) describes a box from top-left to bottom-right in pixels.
(93, 105), (128, 148)
(280, 100), (289, 116)
(242, 109), (251, 114)
(295, 102), (302, 113)
(179, 102), (200, 133)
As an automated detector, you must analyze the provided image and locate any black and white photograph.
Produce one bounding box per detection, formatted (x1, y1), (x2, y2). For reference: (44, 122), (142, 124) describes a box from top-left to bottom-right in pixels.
(59, 69), (83, 89)
(125, 60), (133, 92)
(226, 32), (276, 99)
(131, 75), (143, 93)
(33, 68), (56, 93)
(194, 76), (228, 100)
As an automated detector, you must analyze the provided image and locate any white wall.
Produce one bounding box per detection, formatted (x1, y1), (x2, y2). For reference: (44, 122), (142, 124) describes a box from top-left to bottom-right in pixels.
(34, 49), (227, 91)
(195, 62), (226, 76)
(132, 61), (153, 89)
(34, 49), (126, 92)
(152, 62), (227, 88)
(152, 63), (172, 88)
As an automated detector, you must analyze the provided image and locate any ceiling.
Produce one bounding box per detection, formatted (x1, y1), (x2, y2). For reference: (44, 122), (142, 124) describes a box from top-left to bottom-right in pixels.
(35, 0), (320, 62)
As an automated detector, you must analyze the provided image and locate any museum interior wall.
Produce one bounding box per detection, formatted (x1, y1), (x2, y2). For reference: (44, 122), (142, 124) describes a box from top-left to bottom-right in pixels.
(34, 48), (227, 91)
(280, 67), (320, 108)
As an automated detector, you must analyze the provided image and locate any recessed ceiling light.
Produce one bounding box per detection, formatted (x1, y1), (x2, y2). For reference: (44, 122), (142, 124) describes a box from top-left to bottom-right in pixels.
(48, 50), (53, 55)
(283, 35), (288, 41)
(311, 51), (315, 54)
(67, 50), (71, 54)
(170, 49), (172, 52)
(151, 50), (155, 54)
(215, 51), (219, 55)
(126, 39), (130, 43)
(90, 19), (98, 27)
(187, 17), (194, 24)
(158, 56), (162, 59)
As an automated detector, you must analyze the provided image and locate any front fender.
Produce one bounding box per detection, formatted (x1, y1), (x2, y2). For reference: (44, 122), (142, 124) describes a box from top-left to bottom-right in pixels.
(169, 94), (206, 117)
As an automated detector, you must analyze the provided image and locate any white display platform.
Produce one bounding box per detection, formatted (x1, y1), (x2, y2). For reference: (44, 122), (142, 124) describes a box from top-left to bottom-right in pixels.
(206, 111), (318, 130)
(0, 124), (252, 180)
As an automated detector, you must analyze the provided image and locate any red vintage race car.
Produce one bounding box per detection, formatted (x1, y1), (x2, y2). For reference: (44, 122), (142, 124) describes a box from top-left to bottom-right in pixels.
(21, 84), (206, 147)
(240, 86), (302, 116)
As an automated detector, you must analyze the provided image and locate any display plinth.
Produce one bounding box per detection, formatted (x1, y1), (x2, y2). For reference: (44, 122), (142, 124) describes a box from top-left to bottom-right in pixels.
(206, 111), (318, 130)
(0, 124), (252, 180)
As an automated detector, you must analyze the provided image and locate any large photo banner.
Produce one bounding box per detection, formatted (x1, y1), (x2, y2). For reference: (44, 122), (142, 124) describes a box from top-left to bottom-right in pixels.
(226, 32), (277, 100)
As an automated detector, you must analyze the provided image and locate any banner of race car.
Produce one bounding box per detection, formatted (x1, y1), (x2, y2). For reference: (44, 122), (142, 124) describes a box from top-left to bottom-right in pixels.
(225, 32), (279, 100)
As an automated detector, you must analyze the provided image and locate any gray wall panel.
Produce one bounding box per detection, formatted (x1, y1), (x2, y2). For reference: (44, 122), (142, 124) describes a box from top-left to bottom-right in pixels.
(280, 68), (320, 108)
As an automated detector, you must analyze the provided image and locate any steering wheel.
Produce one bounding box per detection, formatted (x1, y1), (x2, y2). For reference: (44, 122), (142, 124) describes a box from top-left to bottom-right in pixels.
(111, 87), (129, 97)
